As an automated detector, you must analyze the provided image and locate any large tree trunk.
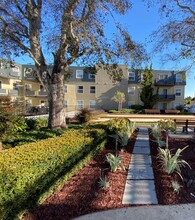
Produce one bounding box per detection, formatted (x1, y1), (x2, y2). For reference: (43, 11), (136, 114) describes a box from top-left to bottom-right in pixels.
(47, 73), (66, 129)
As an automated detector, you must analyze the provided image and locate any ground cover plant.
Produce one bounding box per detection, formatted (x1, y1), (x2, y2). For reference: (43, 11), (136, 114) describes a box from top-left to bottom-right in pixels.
(0, 128), (107, 220)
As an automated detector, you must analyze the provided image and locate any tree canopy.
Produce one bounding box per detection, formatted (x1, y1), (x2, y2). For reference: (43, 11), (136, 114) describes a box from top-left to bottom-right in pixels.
(0, 0), (146, 128)
(112, 90), (126, 112)
(145, 0), (195, 67)
(140, 65), (158, 109)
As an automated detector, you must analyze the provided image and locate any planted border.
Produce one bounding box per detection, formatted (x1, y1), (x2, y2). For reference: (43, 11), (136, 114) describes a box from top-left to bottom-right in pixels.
(0, 128), (107, 220)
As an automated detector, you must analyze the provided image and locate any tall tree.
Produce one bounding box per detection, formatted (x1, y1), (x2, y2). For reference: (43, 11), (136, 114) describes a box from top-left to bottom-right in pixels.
(145, 0), (195, 66)
(112, 90), (126, 112)
(0, 0), (146, 128)
(140, 65), (158, 109)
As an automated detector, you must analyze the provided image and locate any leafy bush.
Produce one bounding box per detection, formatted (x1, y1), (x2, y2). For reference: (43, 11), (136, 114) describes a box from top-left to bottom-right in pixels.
(158, 146), (191, 179)
(25, 117), (48, 130)
(75, 108), (92, 124)
(106, 153), (125, 172)
(107, 118), (130, 133)
(157, 119), (176, 133)
(130, 104), (143, 110)
(13, 116), (28, 132)
(0, 128), (107, 219)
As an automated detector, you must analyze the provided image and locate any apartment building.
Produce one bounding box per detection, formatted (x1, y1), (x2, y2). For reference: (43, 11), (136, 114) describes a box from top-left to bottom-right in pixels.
(0, 61), (186, 113)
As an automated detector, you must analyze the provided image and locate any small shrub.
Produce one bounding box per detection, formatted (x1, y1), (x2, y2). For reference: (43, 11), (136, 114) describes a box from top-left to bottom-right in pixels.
(106, 153), (125, 172)
(171, 180), (182, 194)
(13, 116), (28, 132)
(98, 176), (110, 189)
(131, 104), (143, 110)
(158, 146), (191, 179)
(75, 108), (92, 124)
(25, 118), (48, 130)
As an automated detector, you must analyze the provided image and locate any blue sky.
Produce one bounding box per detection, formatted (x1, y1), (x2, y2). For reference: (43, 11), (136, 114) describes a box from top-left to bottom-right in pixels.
(14, 0), (195, 97)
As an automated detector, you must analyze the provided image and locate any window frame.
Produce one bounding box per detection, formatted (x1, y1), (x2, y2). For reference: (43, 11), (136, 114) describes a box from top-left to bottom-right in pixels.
(77, 85), (84, 94)
(89, 100), (96, 109)
(88, 73), (95, 79)
(128, 72), (135, 81)
(77, 100), (84, 109)
(89, 86), (96, 94)
(175, 88), (181, 96)
(176, 74), (182, 83)
(128, 87), (135, 96)
(76, 70), (84, 79)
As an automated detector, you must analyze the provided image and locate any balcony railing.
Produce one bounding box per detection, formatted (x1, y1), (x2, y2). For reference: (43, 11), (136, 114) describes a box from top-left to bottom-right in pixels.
(25, 89), (35, 96)
(154, 78), (175, 86)
(38, 90), (47, 96)
(0, 88), (6, 94)
(9, 89), (18, 96)
(158, 94), (175, 101)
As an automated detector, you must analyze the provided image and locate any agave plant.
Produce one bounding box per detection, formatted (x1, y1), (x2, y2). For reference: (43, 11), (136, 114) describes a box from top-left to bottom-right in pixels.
(151, 123), (162, 139)
(106, 153), (125, 172)
(98, 176), (110, 189)
(158, 146), (191, 179)
(171, 180), (182, 194)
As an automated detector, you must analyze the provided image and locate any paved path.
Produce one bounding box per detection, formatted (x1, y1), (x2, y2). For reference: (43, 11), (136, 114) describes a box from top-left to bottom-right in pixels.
(122, 127), (158, 204)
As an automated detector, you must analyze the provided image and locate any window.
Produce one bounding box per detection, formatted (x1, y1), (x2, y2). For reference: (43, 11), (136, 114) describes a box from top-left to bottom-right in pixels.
(89, 100), (96, 109)
(176, 74), (182, 83)
(64, 100), (68, 108)
(90, 86), (95, 94)
(77, 85), (83, 93)
(65, 85), (67, 93)
(128, 87), (135, 96)
(76, 70), (83, 79)
(175, 88), (181, 96)
(88, 73), (95, 79)
(128, 72), (135, 81)
(77, 100), (84, 109)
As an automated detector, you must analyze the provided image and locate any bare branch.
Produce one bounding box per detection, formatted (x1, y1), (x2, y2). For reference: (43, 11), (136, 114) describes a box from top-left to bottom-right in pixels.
(175, 0), (195, 16)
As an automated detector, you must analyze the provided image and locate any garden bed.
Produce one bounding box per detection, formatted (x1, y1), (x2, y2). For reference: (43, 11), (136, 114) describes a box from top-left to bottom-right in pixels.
(22, 130), (195, 220)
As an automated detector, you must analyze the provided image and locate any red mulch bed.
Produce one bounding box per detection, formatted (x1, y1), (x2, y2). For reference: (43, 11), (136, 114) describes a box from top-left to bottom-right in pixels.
(22, 129), (195, 220)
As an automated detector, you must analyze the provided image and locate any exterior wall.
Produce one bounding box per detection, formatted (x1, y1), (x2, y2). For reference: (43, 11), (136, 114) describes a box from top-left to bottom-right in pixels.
(95, 65), (129, 110)
(0, 60), (187, 112)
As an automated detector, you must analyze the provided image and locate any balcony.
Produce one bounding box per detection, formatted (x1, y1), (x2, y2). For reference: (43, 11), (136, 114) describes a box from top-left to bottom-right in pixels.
(38, 90), (47, 96)
(154, 78), (175, 86)
(9, 89), (18, 96)
(158, 94), (175, 101)
(25, 89), (35, 96)
(0, 88), (6, 94)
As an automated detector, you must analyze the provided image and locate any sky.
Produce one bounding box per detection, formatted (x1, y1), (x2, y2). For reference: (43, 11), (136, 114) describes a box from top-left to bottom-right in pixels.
(14, 0), (195, 98)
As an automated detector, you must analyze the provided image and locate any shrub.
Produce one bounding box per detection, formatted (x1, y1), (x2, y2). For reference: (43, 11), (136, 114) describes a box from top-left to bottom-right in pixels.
(25, 117), (48, 130)
(107, 118), (130, 133)
(75, 108), (92, 124)
(130, 104), (143, 110)
(0, 128), (107, 219)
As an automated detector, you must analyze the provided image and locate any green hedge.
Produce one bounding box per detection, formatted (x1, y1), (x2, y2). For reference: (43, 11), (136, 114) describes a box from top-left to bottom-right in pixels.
(0, 128), (107, 220)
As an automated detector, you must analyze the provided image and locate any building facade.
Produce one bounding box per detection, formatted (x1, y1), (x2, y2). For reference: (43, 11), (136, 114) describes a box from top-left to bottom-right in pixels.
(0, 61), (186, 113)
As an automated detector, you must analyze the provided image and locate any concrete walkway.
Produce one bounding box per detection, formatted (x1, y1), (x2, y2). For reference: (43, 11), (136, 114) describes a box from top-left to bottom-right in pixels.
(122, 127), (158, 204)
(74, 204), (195, 220)
(74, 126), (195, 220)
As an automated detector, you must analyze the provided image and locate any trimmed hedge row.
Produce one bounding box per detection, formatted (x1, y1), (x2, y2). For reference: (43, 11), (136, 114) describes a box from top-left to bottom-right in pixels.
(0, 128), (107, 220)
